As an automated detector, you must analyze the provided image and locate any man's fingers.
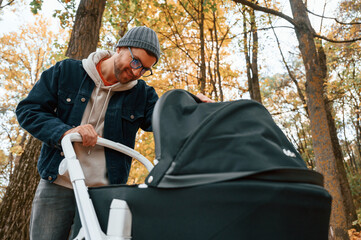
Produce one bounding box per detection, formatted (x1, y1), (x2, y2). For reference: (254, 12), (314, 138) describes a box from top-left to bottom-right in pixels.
(62, 124), (98, 146)
(196, 93), (215, 103)
(76, 124), (98, 146)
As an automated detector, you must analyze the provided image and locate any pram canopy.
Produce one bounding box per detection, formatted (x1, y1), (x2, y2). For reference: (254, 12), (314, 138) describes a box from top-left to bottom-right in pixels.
(147, 89), (323, 188)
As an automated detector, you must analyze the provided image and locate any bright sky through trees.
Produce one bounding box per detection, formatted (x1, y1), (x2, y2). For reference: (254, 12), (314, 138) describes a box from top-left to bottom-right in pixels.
(0, 0), (340, 67)
(0, 1), (63, 34)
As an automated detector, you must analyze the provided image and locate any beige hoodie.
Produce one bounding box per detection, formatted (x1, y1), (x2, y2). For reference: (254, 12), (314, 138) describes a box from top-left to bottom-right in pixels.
(55, 50), (137, 188)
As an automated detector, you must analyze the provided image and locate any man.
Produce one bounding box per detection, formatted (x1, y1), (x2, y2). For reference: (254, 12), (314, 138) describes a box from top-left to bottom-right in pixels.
(17, 25), (213, 240)
(17, 26), (161, 240)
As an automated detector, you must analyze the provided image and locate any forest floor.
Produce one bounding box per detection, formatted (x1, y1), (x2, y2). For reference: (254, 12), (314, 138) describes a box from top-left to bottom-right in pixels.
(349, 228), (361, 240)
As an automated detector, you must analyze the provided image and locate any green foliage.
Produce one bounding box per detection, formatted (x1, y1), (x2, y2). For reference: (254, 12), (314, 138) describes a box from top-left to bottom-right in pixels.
(52, 0), (77, 29)
(29, 0), (43, 14)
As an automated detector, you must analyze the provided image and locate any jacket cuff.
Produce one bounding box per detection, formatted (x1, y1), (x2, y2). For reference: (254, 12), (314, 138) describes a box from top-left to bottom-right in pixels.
(54, 125), (73, 150)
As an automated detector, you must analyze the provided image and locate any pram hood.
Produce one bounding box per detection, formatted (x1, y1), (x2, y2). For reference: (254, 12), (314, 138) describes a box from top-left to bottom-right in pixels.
(146, 89), (323, 188)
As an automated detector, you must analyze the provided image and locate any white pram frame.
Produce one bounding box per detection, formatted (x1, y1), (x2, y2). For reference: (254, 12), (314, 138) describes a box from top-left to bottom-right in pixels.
(59, 133), (153, 240)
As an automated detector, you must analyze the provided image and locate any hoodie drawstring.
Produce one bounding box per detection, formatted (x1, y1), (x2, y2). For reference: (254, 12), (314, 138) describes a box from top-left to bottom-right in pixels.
(96, 87), (112, 130)
(87, 86), (101, 125)
(86, 86), (112, 155)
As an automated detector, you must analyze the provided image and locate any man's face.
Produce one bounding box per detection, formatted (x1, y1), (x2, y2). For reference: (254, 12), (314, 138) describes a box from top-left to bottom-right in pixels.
(114, 47), (157, 84)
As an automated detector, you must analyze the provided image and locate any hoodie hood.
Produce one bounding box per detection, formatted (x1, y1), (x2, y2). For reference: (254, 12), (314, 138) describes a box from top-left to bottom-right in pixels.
(82, 50), (138, 91)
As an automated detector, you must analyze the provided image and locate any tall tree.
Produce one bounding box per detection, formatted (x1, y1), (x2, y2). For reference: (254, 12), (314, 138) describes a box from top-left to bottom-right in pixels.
(66, 0), (107, 59)
(324, 0), (361, 174)
(209, 3), (224, 101)
(0, 137), (41, 240)
(158, 0), (208, 93)
(242, 3), (262, 103)
(0, 0), (106, 238)
(232, 0), (358, 238)
(155, 0), (238, 99)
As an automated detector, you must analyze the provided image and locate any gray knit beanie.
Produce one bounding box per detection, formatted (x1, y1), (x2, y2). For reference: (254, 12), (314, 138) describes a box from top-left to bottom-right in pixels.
(116, 26), (161, 64)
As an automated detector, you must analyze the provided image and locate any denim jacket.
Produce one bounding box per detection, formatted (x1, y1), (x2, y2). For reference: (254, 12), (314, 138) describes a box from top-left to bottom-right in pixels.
(16, 59), (158, 184)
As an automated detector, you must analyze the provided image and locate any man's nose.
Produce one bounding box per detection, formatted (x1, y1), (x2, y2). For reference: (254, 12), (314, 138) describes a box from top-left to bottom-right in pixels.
(132, 68), (142, 77)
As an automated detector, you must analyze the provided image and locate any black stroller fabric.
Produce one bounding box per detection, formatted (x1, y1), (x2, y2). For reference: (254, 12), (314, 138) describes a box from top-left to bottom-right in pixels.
(147, 89), (323, 188)
(72, 89), (331, 240)
(87, 180), (331, 240)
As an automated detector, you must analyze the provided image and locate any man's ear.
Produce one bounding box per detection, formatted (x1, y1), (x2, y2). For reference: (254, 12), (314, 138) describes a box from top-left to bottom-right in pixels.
(116, 46), (126, 53)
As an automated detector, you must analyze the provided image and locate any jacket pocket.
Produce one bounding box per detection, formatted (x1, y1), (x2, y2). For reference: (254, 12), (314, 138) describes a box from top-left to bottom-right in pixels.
(121, 108), (144, 122)
(121, 108), (144, 145)
(57, 90), (77, 122)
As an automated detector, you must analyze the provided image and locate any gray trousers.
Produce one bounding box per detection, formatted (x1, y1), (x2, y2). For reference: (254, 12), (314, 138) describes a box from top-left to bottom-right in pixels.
(30, 179), (76, 240)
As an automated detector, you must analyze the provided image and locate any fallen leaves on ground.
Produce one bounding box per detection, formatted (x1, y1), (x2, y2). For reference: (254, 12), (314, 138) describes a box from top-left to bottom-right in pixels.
(349, 229), (361, 240)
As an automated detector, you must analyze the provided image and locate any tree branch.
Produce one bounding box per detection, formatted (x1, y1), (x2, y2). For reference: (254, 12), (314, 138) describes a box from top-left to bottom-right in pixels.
(234, 0), (361, 43)
(265, 4), (309, 115)
(314, 33), (361, 43)
(232, 0), (296, 26)
(0, 0), (15, 9)
(307, 9), (361, 25)
(255, 25), (294, 32)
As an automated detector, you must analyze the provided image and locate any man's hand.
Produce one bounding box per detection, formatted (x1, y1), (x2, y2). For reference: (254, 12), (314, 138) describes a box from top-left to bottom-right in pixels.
(196, 93), (215, 103)
(62, 124), (98, 146)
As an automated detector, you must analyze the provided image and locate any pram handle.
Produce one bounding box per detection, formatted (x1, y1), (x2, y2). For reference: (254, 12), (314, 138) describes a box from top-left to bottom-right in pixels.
(60, 133), (152, 240)
(61, 133), (154, 172)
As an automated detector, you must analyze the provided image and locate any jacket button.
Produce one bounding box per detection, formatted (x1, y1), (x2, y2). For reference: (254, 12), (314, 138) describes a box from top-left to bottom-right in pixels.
(60, 152), (64, 156)
(66, 98), (71, 102)
(48, 176), (53, 181)
(81, 98), (86, 102)
(130, 115), (135, 120)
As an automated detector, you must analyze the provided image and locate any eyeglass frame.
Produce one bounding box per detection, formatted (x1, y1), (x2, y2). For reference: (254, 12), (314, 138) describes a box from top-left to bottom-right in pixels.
(128, 47), (153, 77)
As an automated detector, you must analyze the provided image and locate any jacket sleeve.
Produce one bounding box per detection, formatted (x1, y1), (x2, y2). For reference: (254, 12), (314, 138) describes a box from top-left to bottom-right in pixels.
(141, 85), (159, 132)
(16, 61), (73, 148)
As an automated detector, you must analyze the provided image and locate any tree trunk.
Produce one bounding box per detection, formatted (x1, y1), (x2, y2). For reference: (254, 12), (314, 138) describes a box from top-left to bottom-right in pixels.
(242, 5), (262, 103)
(243, 8), (252, 97)
(324, 82), (358, 221)
(213, 9), (224, 102)
(288, 0), (355, 238)
(66, 0), (107, 59)
(0, 136), (41, 240)
(0, 0), (107, 238)
(199, 0), (207, 94)
(249, 7), (262, 103)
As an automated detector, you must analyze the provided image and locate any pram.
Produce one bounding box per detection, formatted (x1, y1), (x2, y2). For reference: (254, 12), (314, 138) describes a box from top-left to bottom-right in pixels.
(60, 89), (332, 240)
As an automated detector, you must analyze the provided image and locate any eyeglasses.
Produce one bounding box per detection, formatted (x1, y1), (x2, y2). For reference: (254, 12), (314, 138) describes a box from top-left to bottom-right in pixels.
(128, 47), (153, 77)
